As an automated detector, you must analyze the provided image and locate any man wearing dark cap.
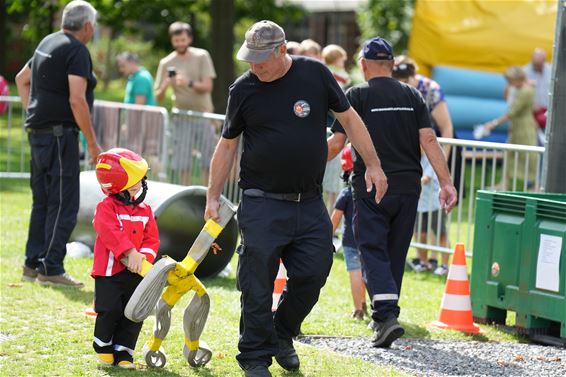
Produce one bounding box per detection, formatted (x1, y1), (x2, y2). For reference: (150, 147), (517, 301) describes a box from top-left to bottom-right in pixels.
(328, 37), (457, 348)
(205, 21), (387, 377)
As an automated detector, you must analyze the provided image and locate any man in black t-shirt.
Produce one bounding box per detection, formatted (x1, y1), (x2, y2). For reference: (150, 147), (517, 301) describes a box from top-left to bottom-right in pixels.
(205, 21), (387, 377)
(15, 0), (101, 288)
(329, 37), (457, 348)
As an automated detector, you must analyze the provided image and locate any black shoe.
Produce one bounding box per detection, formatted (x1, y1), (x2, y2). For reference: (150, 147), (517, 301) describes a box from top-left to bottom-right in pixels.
(275, 339), (300, 371)
(244, 365), (272, 377)
(372, 317), (405, 348)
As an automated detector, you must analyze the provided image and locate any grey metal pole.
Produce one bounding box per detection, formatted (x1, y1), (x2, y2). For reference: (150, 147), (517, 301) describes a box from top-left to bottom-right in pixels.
(542, 0), (566, 193)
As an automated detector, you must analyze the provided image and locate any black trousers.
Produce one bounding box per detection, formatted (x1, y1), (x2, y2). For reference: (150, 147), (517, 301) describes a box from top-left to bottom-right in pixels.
(93, 270), (143, 363)
(353, 194), (418, 322)
(235, 194), (333, 369)
(25, 127), (80, 276)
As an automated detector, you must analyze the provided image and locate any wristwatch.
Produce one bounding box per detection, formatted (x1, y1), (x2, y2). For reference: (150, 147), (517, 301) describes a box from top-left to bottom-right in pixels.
(188, 80), (194, 88)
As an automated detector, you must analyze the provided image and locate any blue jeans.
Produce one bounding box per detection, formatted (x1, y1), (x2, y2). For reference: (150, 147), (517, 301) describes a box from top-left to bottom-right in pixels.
(342, 245), (362, 272)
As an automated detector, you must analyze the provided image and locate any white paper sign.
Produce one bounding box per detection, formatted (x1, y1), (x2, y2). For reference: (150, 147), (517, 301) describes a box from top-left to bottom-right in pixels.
(535, 234), (563, 292)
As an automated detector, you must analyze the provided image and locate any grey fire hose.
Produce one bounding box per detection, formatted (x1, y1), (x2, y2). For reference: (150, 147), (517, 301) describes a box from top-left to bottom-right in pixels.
(122, 198), (236, 368)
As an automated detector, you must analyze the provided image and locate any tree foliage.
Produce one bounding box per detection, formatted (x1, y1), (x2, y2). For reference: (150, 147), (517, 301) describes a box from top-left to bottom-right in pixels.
(6, 0), (304, 53)
(357, 0), (416, 53)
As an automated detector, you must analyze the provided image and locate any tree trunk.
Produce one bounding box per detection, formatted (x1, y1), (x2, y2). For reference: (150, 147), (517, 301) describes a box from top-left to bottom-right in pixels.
(210, 0), (235, 114)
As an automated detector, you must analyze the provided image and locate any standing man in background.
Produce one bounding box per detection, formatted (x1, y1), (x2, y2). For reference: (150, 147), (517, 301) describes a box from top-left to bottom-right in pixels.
(15, 0), (101, 288)
(155, 21), (217, 185)
(524, 48), (552, 144)
(117, 52), (156, 105)
(329, 37), (457, 348)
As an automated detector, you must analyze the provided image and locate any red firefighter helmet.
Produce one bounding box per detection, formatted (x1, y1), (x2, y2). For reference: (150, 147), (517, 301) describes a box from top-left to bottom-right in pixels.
(341, 145), (353, 172)
(95, 148), (148, 196)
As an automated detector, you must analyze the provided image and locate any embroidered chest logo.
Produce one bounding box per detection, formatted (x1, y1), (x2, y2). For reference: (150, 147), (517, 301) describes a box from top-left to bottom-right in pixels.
(293, 100), (311, 118)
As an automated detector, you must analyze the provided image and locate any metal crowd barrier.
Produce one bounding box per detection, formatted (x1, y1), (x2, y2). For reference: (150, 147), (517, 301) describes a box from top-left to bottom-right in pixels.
(0, 96), (28, 178)
(91, 100), (170, 181)
(413, 137), (545, 257)
(1, 96), (545, 255)
(169, 108), (242, 204)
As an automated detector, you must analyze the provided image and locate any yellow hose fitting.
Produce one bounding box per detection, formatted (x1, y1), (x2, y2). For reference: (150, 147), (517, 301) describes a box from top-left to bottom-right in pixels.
(179, 256), (198, 275)
(162, 285), (183, 306)
(147, 335), (163, 352)
(203, 219), (223, 238)
(185, 338), (199, 351)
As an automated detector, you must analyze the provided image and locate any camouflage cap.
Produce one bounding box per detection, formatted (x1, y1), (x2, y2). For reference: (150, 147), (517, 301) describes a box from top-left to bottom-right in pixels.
(237, 20), (286, 64)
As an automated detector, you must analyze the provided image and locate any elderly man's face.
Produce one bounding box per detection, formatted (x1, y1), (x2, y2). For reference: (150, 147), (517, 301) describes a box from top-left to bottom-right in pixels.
(249, 46), (286, 82)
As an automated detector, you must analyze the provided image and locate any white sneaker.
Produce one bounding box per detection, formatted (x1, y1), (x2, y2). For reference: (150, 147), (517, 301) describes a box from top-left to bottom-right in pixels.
(408, 258), (426, 273)
(434, 265), (448, 276)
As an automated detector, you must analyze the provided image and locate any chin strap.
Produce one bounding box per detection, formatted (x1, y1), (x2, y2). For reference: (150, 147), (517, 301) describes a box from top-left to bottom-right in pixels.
(114, 178), (148, 206)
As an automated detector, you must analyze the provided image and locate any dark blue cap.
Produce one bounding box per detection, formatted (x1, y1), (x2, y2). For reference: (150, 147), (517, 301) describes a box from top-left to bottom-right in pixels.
(362, 37), (394, 60)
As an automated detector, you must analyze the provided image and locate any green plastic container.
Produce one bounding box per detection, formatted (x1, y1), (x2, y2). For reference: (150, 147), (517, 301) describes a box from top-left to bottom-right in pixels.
(471, 191), (566, 344)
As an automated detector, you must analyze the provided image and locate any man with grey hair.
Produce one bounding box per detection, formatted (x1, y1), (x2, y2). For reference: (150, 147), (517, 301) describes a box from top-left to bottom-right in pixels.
(205, 20), (387, 377)
(524, 48), (552, 142)
(328, 37), (457, 348)
(117, 52), (156, 105)
(15, 0), (101, 288)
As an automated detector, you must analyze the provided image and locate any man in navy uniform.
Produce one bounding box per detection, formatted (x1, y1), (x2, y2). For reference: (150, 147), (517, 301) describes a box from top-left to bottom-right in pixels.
(329, 37), (457, 348)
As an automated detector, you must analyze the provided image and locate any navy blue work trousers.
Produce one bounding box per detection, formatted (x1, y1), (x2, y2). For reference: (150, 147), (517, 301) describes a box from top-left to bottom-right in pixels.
(353, 194), (418, 322)
(235, 194), (333, 369)
(25, 127), (80, 276)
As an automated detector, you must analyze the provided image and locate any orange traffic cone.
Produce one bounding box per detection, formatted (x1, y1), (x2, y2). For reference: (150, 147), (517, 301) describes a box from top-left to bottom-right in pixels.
(272, 260), (287, 312)
(431, 243), (480, 334)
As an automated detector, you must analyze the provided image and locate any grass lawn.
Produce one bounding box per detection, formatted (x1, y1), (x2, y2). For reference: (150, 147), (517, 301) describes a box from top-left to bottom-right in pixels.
(0, 178), (524, 377)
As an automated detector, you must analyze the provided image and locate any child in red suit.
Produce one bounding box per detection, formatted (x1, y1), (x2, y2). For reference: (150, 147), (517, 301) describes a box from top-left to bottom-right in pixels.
(92, 148), (160, 369)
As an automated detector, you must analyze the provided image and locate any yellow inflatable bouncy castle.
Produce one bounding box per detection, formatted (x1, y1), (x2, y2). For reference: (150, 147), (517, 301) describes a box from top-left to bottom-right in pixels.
(409, 0), (556, 77)
(407, 0), (557, 141)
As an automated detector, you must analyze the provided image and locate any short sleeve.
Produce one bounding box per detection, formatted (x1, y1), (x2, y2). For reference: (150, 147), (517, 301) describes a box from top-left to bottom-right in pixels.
(201, 51), (217, 79)
(413, 87), (433, 130)
(427, 81), (445, 110)
(132, 75), (152, 97)
(221, 84), (246, 139)
(323, 64), (350, 113)
(66, 44), (90, 78)
(154, 60), (165, 90)
(331, 87), (357, 135)
(334, 189), (348, 211)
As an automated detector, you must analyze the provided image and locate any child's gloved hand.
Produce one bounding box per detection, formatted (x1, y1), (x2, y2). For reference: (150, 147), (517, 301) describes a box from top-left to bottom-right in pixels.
(126, 249), (146, 274)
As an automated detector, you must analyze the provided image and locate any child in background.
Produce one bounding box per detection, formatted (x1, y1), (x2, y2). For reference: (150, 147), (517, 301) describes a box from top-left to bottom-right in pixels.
(322, 44), (351, 90)
(92, 148), (160, 368)
(330, 145), (368, 320)
(322, 44), (351, 213)
(410, 152), (450, 276)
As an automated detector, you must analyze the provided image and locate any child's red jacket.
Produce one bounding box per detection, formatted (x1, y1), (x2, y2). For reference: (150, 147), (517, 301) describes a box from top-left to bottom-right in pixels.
(91, 196), (160, 277)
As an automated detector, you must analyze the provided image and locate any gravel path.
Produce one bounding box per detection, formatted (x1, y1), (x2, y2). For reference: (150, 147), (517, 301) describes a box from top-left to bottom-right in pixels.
(298, 336), (566, 377)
